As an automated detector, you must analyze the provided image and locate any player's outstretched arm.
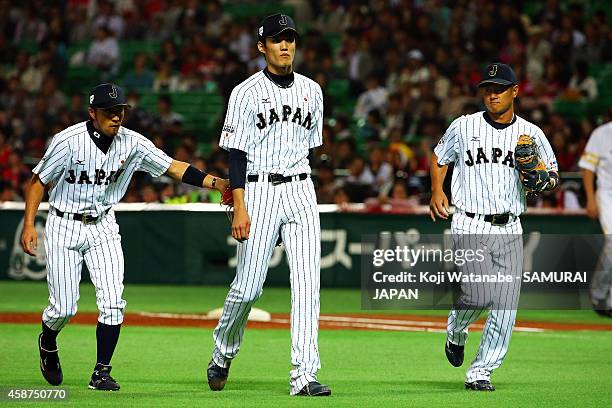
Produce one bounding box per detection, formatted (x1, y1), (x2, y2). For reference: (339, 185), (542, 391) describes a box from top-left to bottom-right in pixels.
(582, 169), (598, 219)
(21, 174), (45, 256)
(165, 159), (229, 192)
(429, 153), (450, 222)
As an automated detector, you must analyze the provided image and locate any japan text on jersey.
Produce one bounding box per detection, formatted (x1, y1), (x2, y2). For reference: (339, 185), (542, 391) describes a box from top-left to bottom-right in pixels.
(219, 70), (323, 176)
(33, 121), (172, 215)
(434, 112), (558, 216)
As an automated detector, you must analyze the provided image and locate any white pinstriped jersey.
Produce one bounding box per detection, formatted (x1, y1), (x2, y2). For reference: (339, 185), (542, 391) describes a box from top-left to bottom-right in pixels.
(434, 112), (558, 216)
(579, 121), (612, 190)
(33, 121), (172, 215)
(219, 70), (323, 175)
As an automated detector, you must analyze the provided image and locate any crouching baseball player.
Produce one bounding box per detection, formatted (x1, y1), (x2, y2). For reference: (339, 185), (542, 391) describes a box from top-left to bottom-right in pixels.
(21, 83), (229, 390)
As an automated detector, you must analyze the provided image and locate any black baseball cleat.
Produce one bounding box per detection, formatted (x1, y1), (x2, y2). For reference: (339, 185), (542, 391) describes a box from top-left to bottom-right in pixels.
(445, 340), (464, 367)
(88, 364), (120, 391)
(38, 334), (63, 386)
(297, 381), (332, 396)
(207, 360), (230, 391)
(465, 380), (495, 391)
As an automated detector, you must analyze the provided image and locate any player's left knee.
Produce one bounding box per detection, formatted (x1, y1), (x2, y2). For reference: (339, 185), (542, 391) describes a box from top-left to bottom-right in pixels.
(98, 299), (126, 325)
(99, 307), (125, 325)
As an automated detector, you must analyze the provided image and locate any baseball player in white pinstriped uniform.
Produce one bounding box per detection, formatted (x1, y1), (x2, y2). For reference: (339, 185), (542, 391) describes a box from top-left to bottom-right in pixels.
(207, 14), (331, 397)
(430, 63), (559, 391)
(21, 83), (229, 391)
(580, 120), (612, 317)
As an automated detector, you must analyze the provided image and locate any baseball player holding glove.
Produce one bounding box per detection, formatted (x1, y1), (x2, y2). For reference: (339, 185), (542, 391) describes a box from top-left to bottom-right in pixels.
(22, 83), (229, 391)
(431, 63), (559, 391)
(208, 14), (331, 397)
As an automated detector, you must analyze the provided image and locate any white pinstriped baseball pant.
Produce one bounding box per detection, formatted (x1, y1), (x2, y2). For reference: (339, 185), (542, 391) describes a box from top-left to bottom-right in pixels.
(447, 210), (523, 383)
(42, 210), (126, 330)
(591, 190), (612, 309)
(212, 177), (321, 395)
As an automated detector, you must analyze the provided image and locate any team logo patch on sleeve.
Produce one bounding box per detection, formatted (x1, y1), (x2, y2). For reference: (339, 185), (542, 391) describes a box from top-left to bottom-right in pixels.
(222, 124), (236, 139)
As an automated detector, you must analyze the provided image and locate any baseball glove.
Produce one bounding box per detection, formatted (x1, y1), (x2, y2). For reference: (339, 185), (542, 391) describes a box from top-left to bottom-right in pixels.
(514, 135), (549, 192)
(221, 188), (233, 206)
(221, 188), (234, 225)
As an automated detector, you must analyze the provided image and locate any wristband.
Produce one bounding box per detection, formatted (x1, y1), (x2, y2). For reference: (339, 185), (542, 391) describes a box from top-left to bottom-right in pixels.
(182, 165), (207, 187)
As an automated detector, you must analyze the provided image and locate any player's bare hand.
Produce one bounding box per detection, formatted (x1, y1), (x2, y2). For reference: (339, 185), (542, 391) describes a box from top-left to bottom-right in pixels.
(232, 207), (251, 242)
(215, 178), (230, 193)
(21, 224), (38, 256)
(429, 189), (449, 221)
(586, 199), (599, 219)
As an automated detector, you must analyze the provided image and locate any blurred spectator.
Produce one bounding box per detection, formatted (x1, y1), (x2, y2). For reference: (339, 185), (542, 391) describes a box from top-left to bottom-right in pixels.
(204, 1), (231, 39)
(581, 22), (604, 63)
(525, 25), (551, 82)
(145, 15), (170, 42)
(334, 138), (356, 169)
(0, 181), (20, 202)
(383, 93), (410, 138)
(123, 7), (148, 40)
(565, 60), (598, 101)
(39, 76), (66, 116)
(9, 51), (46, 93)
(370, 178), (419, 210)
(141, 184), (159, 203)
(429, 64), (451, 102)
(551, 130), (579, 171)
(228, 24), (252, 63)
(536, 0), (563, 26)
(368, 146), (393, 191)
(333, 187), (350, 208)
(68, 7), (93, 43)
(0, 132), (12, 169)
(123, 90), (154, 133)
(156, 95), (184, 137)
(67, 92), (87, 122)
(344, 37), (373, 92)
(86, 26), (119, 78)
(2, 150), (30, 191)
(122, 53), (155, 90)
(314, 161), (337, 204)
(354, 75), (388, 119)
(156, 39), (182, 71)
(153, 62), (182, 92)
(94, 0), (125, 39)
(343, 156), (375, 202)
(13, 5), (47, 43)
(499, 28), (525, 67)
(399, 49), (430, 98)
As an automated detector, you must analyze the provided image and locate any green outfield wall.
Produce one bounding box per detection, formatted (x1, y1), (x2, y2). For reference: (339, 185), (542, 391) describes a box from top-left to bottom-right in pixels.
(0, 204), (602, 287)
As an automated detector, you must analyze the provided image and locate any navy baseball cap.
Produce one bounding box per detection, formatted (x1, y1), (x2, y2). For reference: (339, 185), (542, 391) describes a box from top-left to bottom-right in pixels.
(89, 83), (129, 109)
(258, 13), (298, 41)
(478, 63), (518, 87)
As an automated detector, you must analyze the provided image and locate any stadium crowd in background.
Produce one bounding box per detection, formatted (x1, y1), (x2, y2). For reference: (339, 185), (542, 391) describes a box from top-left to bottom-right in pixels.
(0, 0), (611, 210)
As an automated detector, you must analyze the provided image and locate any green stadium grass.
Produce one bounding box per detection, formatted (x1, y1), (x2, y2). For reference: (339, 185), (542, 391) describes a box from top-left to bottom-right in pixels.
(0, 323), (610, 407)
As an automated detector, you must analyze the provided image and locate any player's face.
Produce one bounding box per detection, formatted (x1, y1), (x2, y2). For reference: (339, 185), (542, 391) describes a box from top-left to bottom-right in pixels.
(259, 32), (296, 73)
(89, 106), (126, 137)
(480, 84), (518, 116)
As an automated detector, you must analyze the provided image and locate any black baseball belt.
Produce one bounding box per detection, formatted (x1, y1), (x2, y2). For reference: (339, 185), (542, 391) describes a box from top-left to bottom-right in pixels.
(51, 207), (110, 225)
(464, 211), (517, 226)
(247, 173), (308, 185)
